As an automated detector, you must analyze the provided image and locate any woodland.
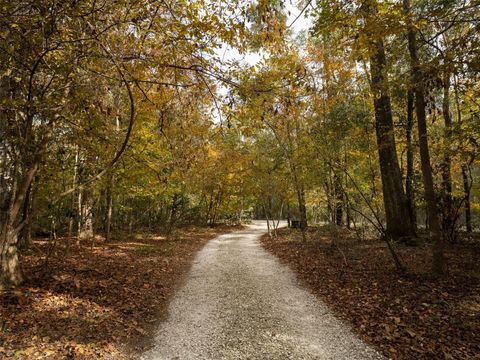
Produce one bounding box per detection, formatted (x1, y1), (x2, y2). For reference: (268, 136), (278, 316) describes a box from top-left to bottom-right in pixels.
(0, 0), (479, 358)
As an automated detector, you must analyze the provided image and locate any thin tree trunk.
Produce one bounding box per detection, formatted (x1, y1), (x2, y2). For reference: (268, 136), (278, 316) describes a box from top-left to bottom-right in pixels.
(345, 199), (351, 229)
(441, 69), (454, 240)
(105, 171), (114, 242)
(263, 203), (271, 237)
(76, 187), (82, 245)
(324, 165), (334, 225)
(206, 191), (214, 225)
(453, 75), (472, 233)
(462, 165), (472, 233)
(105, 117), (120, 241)
(404, 0), (445, 275)
(273, 200), (284, 237)
(334, 173), (343, 226)
(344, 151), (351, 229)
(291, 162), (307, 240)
(405, 89), (417, 231)
(68, 147), (79, 248)
(287, 203), (291, 228)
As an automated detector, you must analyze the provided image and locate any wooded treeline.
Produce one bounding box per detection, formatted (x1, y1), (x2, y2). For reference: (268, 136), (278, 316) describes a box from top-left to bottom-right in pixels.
(1, 0), (479, 287)
(231, 0), (479, 276)
(0, 0), (251, 287)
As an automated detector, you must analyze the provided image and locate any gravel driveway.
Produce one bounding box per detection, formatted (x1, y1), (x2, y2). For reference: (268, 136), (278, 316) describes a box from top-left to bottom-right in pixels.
(141, 221), (384, 360)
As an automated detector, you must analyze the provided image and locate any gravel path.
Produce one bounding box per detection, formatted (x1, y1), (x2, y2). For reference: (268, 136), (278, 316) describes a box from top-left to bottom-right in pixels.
(141, 221), (384, 360)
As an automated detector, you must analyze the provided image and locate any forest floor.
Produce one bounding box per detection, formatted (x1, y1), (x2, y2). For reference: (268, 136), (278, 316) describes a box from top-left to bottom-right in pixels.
(261, 226), (480, 360)
(0, 224), (242, 359)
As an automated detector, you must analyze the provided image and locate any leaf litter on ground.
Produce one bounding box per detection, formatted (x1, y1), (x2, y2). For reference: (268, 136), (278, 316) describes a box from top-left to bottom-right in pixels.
(0, 225), (242, 359)
(261, 226), (480, 360)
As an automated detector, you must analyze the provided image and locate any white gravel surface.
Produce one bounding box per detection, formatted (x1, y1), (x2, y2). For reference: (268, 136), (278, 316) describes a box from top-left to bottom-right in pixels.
(141, 221), (384, 360)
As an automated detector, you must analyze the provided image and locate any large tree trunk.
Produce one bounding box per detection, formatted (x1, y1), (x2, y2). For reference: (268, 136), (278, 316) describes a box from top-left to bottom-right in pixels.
(0, 111), (51, 287)
(369, 37), (415, 241)
(405, 89), (417, 230)
(404, 0), (445, 276)
(0, 226), (22, 288)
(0, 162), (40, 288)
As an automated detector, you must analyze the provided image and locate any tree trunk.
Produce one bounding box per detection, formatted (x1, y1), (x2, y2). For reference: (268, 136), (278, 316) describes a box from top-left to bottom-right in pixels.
(18, 183), (32, 250)
(344, 151), (351, 229)
(263, 203), (271, 237)
(205, 191), (214, 225)
(68, 147), (80, 242)
(0, 119), (49, 287)
(287, 203), (291, 228)
(105, 171), (114, 242)
(462, 165), (472, 233)
(345, 200), (351, 229)
(78, 188), (94, 240)
(405, 89), (417, 230)
(296, 183), (308, 230)
(290, 161), (307, 239)
(404, 0), (445, 275)
(324, 171), (334, 225)
(0, 225), (22, 288)
(128, 212), (133, 237)
(273, 200), (284, 237)
(369, 36), (415, 240)
(453, 75), (472, 233)
(105, 117), (120, 241)
(168, 194), (180, 231)
(334, 173), (343, 226)
(441, 70), (455, 240)
(0, 167), (39, 287)
(0, 147), (43, 287)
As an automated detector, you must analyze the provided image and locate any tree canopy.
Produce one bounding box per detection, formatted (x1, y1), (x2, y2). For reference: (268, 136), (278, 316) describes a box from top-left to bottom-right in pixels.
(1, 0), (479, 286)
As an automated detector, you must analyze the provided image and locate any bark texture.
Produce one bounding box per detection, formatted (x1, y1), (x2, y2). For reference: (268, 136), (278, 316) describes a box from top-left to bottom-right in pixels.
(441, 70), (454, 239)
(404, 0), (445, 275)
(369, 37), (415, 240)
(405, 89), (417, 230)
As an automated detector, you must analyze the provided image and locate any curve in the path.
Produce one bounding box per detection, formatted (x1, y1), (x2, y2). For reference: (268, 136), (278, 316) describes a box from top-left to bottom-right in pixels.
(141, 221), (384, 360)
